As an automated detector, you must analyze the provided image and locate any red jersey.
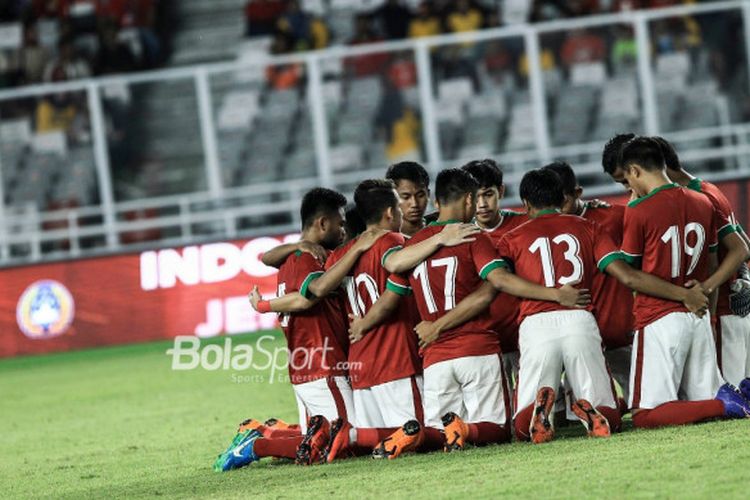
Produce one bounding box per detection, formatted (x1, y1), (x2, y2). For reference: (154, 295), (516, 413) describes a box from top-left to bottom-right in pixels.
(621, 184), (723, 330)
(277, 251), (348, 385)
(480, 210), (529, 353)
(497, 211), (621, 325)
(325, 233), (421, 389)
(393, 221), (504, 369)
(580, 202), (635, 349)
(687, 179), (740, 317)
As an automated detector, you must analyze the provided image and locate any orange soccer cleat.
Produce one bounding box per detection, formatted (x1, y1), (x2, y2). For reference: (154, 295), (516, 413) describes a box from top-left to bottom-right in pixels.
(571, 399), (611, 438)
(324, 418), (354, 463)
(441, 412), (469, 452)
(530, 386), (556, 444)
(238, 418), (266, 433)
(295, 415), (330, 465)
(264, 418), (293, 430)
(372, 420), (422, 460)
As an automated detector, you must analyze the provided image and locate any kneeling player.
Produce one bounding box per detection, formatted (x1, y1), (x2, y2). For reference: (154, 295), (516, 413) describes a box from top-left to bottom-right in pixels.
(608, 137), (750, 428)
(352, 169), (591, 457)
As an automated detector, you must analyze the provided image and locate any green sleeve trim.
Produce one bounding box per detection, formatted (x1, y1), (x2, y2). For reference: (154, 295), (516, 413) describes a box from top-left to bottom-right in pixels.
(479, 259), (506, 280)
(300, 271), (324, 299)
(621, 251), (642, 268)
(709, 243), (719, 253)
(380, 246), (403, 267)
(597, 251), (625, 273)
(718, 223), (737, 241)
(386, 279), (412, 296)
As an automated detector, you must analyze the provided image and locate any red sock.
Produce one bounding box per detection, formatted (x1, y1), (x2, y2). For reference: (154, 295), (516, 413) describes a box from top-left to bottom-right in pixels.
(467, 422), (511, 444)
(266, 428), (302, 438)
(597, 406), (622, 433)
(632, 400), (724, 429)
(417, 427), (445, 452)
(355, 428), (398, 448)
(253, 436), (304, 459)
(514, 404), (534, 442)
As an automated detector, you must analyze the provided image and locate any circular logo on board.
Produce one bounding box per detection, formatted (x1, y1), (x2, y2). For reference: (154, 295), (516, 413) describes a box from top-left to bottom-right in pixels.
(16, 280), (75, 339)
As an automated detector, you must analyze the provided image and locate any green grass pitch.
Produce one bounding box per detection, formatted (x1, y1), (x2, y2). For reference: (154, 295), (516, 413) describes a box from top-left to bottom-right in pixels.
(2, 330), (748, 499)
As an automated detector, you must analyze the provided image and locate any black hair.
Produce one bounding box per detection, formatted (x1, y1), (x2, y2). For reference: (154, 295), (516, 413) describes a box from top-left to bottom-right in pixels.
(519, 169), (565, 209)
(435, 168), (479, 205)
(354, 179), (399, 225)
(602, 133), (636, 174)
(344, 206), (366, 240)
(651, 136), (681, 171)
(542, 161), (577, 196)
(300, 187), (347, 230)
(461, 159), (504, 189)
(385, 161), (430, 190)
(618, 136), (666, 172)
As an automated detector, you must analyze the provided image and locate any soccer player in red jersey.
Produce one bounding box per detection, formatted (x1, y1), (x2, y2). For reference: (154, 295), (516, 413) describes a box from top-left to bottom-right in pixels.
(386, 161), (431, 238)
(460, 160), (527, 396)
(607, 137), (750, 428)
(355, 168), (591, 457)
(543, 161), (634, 410)
(252, 181), (479, 460)
(654, 136), (750, 391)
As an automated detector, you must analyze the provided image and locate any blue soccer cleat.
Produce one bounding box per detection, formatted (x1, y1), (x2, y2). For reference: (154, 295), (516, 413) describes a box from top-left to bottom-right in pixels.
(739, 378), (750, 402)
(715, 383), (750, 419)
(213, 429), (262, 472)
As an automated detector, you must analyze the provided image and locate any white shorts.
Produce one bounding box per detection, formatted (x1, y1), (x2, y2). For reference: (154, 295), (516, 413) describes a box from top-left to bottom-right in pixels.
(293, 376), (355, 434)
(352, 375), (424, 428)
(718, 314), (750, 387)
(423, 354), (509, 428)
(629, 312), (724, 410)
(515, 310), (617, 417)
(605, 344), (633, 403)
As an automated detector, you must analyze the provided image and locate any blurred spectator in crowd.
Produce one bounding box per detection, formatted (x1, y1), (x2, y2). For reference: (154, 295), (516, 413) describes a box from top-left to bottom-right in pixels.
(371, 0), (411, 40)
(20, 22), (51, 83)
(518, 47), (556, 79)
(375, 79), (420, 162)
(344, 15), (389, 77)
(265, 32), (303, 89)
(95, 20), (136, 74)
(273, 0), (329, 51)
(276, 0), (312, 50)
(611, 24), (637, 66)
(245, 0), (286, 37)
(43, 36), (91, 81)
(408, 2), (440, 39)
(560, 28), (606, 66)
(102, 0), (161, 67)
(387, 51), (417, 89)
(446, 0), (483, 35)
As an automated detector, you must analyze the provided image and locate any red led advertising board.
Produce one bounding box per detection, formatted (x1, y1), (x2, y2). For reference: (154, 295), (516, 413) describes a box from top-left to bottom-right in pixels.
(0, 234), (301, 358)
(1, 178), (747, 358)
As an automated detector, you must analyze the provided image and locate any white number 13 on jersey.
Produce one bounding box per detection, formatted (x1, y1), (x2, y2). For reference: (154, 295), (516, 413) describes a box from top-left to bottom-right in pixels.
(529, 234), (584, 287)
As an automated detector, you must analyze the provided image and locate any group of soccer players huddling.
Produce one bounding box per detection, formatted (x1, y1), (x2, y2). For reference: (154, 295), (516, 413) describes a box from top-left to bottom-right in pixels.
(214, 134), (750, 472)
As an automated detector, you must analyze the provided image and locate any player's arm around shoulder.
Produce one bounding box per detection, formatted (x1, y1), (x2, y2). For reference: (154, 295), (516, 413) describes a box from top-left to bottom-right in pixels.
(248, 285), (318, 314)
(348, 288), (404, 343)
(308, 228), (388, 298)
(382, 223), (479, 273)
(415, 281), (497, 348)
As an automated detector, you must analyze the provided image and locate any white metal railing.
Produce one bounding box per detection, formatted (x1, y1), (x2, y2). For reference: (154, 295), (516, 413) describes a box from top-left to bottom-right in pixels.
(1, 0), (750, 266)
